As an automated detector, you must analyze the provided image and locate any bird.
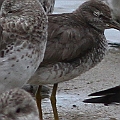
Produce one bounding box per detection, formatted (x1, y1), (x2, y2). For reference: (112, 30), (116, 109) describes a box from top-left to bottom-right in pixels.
(0, 0), (53, 99)
(0, 0), (4, 7)
(40, 0), (55, 14)
(27, 0), (120, 119)
(0, 0), (55, 15)
(0, 0), (48, 119)
(0, 0), (47, 93)
(22, 84), (50, 97)
(0, 88), (39, 120)
(21, 0), (56, 111)
(83, 85), (120, 106)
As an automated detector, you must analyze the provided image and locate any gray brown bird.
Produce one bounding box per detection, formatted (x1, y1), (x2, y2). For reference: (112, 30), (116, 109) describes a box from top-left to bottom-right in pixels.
(27, 0), (120, 119)
(0, 0), (47, 96)
(0, 88), (39, 120)
(83, 85), (120, 105)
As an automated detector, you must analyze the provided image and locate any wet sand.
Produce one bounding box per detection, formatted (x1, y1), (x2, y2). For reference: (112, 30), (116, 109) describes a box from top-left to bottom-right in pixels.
(42, 48), (120, 120)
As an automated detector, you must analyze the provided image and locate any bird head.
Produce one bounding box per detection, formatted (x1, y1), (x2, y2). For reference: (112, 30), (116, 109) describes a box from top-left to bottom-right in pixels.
(75, 0), (120, 31)
(0, 88), (39, 120)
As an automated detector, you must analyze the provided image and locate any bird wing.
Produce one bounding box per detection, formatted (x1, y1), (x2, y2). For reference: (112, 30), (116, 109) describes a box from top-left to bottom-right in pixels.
(42, 14), (94, 65)
(0, 25), (14, 57)
(89, 85), (120, 96)
(83, 85), (120, 105)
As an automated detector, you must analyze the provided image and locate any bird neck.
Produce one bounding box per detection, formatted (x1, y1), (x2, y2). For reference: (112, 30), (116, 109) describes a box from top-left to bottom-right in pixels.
(72, 7), (89, 27)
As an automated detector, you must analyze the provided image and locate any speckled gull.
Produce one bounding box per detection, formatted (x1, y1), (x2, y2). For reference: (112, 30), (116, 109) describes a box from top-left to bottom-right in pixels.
(0, 88), (39, 120)
(40, 0), (55, 14)
(0, 0), (47, 93)
(0, 0), (55, 15)
(22, 0), (55, 94)
(27, 0), (120, 119)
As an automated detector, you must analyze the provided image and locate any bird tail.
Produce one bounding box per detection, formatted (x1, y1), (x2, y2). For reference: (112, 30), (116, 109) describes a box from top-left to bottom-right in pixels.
(83, 85), (120, 105)
(88, 85), (120, 96)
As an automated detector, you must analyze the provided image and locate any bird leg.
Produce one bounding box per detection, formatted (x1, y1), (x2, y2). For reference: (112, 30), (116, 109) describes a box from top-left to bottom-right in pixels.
(36, 85), (43, 120)
(50, 83), (59, 120)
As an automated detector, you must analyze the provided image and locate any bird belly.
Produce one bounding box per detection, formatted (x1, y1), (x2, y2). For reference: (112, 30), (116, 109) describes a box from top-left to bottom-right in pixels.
(28, 57), (102, 85)
(0, 42), (43, 94)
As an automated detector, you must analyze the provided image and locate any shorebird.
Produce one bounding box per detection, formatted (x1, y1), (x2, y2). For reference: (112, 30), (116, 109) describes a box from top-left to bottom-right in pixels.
(0, 88), (39, 120)
(27, 0), (120, 119)
(0, 0), (47, 104)
(22, 0), (55, 93)
(40, 0), (55, 14)
(0, 0), (4, 7)
(22, 0), (55, 107)
(83, 85), (120, 105)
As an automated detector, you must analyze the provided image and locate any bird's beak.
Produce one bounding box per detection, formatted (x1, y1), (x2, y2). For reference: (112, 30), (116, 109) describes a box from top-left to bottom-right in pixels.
(107, 19), (120, 31)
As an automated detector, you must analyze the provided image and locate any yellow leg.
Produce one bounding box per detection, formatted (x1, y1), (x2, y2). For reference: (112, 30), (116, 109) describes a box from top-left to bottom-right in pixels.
(50, 83), (59, 120)
(36, 85), (43, 120)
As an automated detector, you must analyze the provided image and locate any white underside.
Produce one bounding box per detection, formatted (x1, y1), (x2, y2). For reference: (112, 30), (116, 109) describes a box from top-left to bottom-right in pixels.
(0, 40), (46, 94)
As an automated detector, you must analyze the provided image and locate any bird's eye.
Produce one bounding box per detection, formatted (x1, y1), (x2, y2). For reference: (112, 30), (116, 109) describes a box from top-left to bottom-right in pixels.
(16, 108), (21, 113)
(93, 11), (103, 17)
(93, 11), (99, 17)
(8, 11), (12, 13)
(99, 14), (103, 18)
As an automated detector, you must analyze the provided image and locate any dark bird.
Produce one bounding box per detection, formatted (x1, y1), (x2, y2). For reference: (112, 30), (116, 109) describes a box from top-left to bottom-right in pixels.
(83, 85), (120, 106)
(27, 0), (120, 119)
(0, 0), (47, 94)
(0, 88), (39, 120)
(0, 0), (4, 7)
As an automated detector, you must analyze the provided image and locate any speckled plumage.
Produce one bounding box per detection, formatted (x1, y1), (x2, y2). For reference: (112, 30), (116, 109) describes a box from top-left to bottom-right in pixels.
(0, 0), (48, 93)
(28, 0), (120, 85)
(0, 0), (55, 14)
(0, 88), (39, 120)
(39, 0), (55, 14)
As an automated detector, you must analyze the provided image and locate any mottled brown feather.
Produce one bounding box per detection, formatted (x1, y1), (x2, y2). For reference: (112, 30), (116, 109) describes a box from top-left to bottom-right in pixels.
(40, 0), (111, 65)
(39, 0), (55, 14)
(28, 0), (120, 85)
(0, 88), (39, 120)
(0, 0), (48, 93)
(42, 14), (94, 65)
